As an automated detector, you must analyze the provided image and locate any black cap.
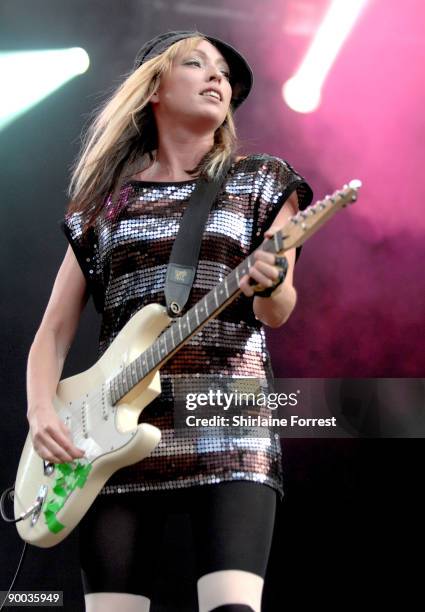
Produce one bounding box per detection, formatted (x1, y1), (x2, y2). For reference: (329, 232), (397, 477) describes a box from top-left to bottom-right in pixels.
(133, 30), (253, 110)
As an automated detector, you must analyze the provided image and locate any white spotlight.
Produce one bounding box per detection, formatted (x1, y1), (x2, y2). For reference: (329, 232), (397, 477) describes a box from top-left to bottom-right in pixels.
(0, 47), (90, 131)
(283, 0), (368, 113)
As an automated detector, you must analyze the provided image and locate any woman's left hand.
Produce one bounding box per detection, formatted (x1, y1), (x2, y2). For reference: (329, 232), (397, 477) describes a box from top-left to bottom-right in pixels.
(239, 248), (285, 297)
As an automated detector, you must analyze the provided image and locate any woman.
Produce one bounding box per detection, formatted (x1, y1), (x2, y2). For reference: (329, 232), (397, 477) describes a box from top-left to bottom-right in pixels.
(26, 31), (312, 612)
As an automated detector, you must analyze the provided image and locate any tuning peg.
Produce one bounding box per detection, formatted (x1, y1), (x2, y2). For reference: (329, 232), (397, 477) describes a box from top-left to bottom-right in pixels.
(349, 179), (362, 189)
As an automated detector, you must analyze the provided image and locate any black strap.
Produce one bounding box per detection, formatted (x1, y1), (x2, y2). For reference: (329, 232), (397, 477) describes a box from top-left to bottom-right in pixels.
(164, 158), (234, 317)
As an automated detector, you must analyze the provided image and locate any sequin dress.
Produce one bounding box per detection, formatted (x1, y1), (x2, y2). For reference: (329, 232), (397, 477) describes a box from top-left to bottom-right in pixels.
(61, 154), (313, 500)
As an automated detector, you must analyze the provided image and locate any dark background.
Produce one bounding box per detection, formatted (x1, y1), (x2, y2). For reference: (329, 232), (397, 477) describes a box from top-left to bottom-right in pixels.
(0, 1), (423, 609)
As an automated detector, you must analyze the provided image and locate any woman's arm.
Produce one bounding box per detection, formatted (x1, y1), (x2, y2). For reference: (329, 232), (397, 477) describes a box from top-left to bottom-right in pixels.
(26, 245), (89, 463)
(239, 191), (299, 328)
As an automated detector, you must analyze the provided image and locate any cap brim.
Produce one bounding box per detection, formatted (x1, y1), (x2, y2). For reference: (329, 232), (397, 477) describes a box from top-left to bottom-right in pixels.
(205, 36), (253, 109)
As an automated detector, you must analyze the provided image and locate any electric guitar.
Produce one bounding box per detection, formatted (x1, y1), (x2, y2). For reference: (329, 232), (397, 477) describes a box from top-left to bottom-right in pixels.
(13, 180), (361, 547)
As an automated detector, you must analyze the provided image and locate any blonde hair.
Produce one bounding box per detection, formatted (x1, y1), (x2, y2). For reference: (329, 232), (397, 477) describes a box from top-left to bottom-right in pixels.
(66, 35), (240, 231)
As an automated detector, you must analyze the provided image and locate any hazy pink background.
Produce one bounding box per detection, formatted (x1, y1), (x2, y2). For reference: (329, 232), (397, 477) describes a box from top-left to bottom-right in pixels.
(233, 0), (424, 376)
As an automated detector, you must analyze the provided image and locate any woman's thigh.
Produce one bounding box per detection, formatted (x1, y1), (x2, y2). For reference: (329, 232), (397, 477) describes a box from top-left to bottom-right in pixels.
(78, 492), (168, 599)
(190, 481), (277, 577)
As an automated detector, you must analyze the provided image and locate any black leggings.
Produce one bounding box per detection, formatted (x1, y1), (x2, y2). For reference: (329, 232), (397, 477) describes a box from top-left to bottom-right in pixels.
(78, 481), (277, 601)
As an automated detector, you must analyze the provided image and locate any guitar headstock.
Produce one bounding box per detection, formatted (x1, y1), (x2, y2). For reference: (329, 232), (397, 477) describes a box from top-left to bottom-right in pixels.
(266, 180), (362, 254)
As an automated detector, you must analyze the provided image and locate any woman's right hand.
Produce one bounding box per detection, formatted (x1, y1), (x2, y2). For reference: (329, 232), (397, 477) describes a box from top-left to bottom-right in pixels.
(27, 403), (86, 464)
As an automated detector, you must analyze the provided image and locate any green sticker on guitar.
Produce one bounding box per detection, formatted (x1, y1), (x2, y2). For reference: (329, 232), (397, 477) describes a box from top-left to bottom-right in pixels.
(43, 461), (92, 534)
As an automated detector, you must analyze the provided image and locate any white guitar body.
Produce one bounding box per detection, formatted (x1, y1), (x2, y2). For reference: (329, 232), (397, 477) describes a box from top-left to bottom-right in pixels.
(15, 303), (171, 547)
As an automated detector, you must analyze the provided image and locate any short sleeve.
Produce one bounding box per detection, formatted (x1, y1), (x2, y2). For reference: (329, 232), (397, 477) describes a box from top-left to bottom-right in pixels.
(251, 155), (313, 262)
(60, 212), (104, 313)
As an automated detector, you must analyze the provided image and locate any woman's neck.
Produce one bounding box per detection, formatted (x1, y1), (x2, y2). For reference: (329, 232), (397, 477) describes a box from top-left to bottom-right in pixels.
(141, 127), (215, 181)
(134, 154), (198, 182)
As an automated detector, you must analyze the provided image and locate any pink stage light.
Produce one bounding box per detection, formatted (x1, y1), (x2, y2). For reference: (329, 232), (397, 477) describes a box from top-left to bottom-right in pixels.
(283, 0), (368, 113)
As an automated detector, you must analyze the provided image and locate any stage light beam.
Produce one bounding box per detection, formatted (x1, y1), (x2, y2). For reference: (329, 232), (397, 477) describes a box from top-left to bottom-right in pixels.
(283, 0), (368, 113)
(0, 47), (90, 131)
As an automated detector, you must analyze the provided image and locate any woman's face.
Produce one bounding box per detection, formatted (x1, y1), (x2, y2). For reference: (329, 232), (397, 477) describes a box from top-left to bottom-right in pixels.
(151, 39), (233, 130)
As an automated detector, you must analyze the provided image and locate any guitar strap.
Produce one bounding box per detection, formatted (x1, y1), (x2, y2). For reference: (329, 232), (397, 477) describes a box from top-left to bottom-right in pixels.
(164, 157), (234, 318)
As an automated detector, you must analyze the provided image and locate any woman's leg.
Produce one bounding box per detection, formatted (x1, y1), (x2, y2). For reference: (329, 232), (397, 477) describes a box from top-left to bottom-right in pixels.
(78, 492), (168, 612)
(190, 481), (277, 612)
(84, 592), (150, 612)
